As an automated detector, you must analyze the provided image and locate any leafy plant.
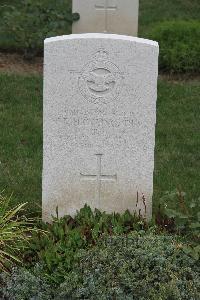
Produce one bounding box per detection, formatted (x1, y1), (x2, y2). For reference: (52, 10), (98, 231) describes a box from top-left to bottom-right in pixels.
(2, 232), (199, 299)
(58, 232), (200, 299)
(0, 193), (37, 272)
(149, 20), (200, 73)
(2, 0), (74, 58)
(1, 205), (199, 299)
(157, 190), (200, 260)
(26, 205), (146, 284)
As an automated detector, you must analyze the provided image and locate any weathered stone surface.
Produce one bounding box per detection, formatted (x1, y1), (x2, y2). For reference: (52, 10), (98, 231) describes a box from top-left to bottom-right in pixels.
(72, 0), (139, 36)
(43, 33), (159, 222)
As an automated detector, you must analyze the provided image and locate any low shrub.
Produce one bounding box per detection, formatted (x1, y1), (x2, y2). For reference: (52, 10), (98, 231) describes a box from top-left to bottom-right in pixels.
(149, 20), (200, 73)
(26, 205), (146, 284)
(2, 232), (199, 299)
(1, 204), (200, 299)
(58, 232), (200, 299)
(1, 265), (54, 300)
(1, 0), (77, 59)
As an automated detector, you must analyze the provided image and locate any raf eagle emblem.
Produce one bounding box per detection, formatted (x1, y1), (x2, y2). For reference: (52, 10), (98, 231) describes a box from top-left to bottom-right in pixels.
(86, 70), (116, 94)
(78, 49), (123, 104)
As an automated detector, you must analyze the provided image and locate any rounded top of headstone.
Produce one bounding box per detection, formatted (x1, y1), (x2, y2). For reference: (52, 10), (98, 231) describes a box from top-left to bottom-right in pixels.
(44, 33), (159, 48)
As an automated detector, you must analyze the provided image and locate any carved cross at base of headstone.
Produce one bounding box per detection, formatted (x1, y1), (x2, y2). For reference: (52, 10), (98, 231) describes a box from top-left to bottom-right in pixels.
(80, 154), (117, 208)
(95, 0), (118, 33)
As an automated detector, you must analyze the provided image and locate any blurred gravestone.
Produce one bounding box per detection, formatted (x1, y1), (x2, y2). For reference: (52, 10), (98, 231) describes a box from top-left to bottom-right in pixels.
(72, 0), (139, 36)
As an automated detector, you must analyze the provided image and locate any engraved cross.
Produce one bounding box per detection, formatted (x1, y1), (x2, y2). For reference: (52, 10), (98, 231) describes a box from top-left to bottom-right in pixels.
(80, 154), (117, 207)
(95, 0), (118, 32)
(95, 0), (118, 10)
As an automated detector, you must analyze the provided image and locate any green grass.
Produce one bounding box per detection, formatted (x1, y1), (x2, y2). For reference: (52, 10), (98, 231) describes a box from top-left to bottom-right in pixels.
(0, 73), (199, 215)
(139, 0), (200, 36)
(0, 74), (42, 215)
(153, 79), (200, 209)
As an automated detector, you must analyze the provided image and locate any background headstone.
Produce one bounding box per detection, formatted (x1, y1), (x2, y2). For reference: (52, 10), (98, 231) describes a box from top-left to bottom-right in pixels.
(72, 0), (139, 36)
(43, 33), (159, 222)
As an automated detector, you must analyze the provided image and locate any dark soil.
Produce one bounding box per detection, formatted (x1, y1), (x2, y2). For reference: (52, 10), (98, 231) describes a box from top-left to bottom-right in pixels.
(0, 52), (43, 75)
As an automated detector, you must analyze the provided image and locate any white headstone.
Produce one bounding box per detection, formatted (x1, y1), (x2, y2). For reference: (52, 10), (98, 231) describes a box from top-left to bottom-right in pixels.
(43, 33), (159, 222)
(72, 0), (139, 36)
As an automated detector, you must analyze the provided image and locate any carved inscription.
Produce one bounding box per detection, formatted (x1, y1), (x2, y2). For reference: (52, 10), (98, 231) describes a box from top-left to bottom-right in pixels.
(55, 107), (144, 150)
(60, 108), (138, 129)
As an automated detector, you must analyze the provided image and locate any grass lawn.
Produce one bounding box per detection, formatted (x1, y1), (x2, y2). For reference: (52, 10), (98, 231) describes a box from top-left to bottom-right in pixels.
(154, 79), (200, 210)
(139, 0), (200, 36)
(0, 72), (199, 215)
(0, 74), (42, 215)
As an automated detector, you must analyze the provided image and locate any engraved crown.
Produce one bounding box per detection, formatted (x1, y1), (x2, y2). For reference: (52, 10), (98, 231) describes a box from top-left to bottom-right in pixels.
(95, 49), (108, 61)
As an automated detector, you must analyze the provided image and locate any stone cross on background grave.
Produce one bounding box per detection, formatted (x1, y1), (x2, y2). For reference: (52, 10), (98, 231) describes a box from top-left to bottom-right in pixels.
(42, 33), (159, 222)
(95, 0), (118, 33)
(73, 0), (139, 36)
